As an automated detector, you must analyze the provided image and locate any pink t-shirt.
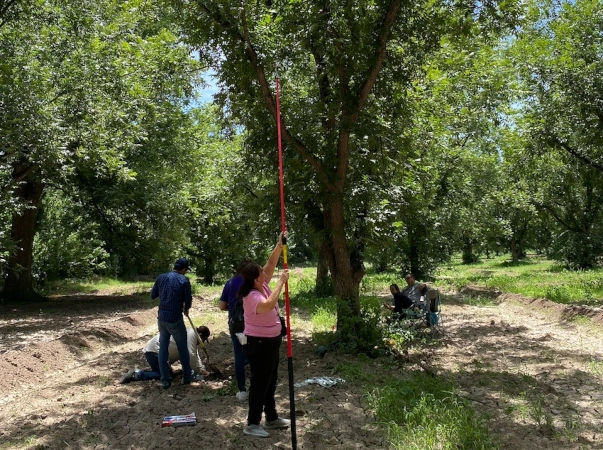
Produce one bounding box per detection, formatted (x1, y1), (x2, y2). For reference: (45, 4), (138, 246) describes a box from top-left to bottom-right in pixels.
(244, 282), (281, 338)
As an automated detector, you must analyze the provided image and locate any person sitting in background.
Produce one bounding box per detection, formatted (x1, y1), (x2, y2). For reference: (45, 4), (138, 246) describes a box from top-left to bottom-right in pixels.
(401, 273), (428, 305)
(384, 274), (429, 317)
(120, 326), (210, 384)
(383, 284), (414, 320)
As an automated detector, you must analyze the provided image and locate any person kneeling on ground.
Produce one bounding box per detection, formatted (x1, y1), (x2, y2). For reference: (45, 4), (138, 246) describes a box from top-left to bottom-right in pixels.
(120, 326), (210, 384)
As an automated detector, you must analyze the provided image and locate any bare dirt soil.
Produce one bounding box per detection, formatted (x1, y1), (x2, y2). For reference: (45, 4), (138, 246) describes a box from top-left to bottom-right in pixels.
(1, 287), (603, 449)
(437, 289), (603, 450)
(0, 292), (384, 450)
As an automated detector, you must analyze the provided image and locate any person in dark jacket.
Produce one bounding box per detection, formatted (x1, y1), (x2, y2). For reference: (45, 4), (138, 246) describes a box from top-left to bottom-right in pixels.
(218, 260), (250, 401)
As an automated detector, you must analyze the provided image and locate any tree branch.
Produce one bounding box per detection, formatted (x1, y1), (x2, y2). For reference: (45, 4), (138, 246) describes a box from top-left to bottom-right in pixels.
(551, 136), (603, 173)
(536, 203), (576, 232)
(309, 39), (336, 130)
(239, 183), (259, 199)
(334, 0), (401, 189)
(349, 0), (401, 124)
(237, 1), (332, 188)
(197, 1), (332, 189)
(0, 0), (18, 29)
(2, 163), (37, 192)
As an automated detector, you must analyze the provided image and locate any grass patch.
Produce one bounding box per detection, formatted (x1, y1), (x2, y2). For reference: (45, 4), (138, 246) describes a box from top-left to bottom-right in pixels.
(289, 278), (501, 449)
(367, 372), (499, 450)
(0, 436), (42, 450)
(332, 360), (373, 383)
(433, 254), (603, 307)
(567, 315), (591, 325)
(586, 358), (603, 376)
(310, 307), (337, 331)
(502, 390), (554, 431)
(44, 277), (153, 296)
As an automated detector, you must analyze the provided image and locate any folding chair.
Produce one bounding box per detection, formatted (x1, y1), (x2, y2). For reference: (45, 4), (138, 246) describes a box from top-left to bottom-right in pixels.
(401, 289), (443, 337)
(425, 289), (443, 337)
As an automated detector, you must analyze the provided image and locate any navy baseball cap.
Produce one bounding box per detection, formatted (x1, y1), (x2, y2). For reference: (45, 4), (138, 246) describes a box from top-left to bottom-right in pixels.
(174, 258), (190, 270)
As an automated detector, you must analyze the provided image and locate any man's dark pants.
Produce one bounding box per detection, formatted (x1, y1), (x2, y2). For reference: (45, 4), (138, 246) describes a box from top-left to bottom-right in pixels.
(158, 318), (192, 384)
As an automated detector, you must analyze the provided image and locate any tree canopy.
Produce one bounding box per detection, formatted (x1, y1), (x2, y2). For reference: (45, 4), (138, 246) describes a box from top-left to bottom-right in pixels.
(1, 0), (602, 347)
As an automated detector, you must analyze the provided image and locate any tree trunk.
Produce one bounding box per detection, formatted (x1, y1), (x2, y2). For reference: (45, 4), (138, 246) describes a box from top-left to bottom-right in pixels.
(350, 206), (367, 281)
(409, 237), (420, 278)
(315, 240), (333, 296)
(202, 256), (214, 284)
(462, 239), (476, 264)
(323, 194), (364, 341)
(2, 174), (45, 302)
(510, 235), (519, 263)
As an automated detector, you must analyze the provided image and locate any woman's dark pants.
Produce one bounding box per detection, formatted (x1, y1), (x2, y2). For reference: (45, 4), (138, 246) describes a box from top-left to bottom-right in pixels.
(243, 335), (282, 425)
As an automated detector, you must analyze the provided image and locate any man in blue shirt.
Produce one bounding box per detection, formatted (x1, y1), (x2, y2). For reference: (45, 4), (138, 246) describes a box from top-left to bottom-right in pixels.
(151, 258), (193, 389)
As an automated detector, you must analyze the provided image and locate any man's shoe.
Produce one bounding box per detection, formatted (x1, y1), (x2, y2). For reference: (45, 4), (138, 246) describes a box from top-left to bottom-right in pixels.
(243, 425), (270, 438)
(264, 417), (291, 429)
(184, 374), (203, 384)
(120, 369), (136, 384)
(236, 391), (248, 402)
(161, 381), (171, 390)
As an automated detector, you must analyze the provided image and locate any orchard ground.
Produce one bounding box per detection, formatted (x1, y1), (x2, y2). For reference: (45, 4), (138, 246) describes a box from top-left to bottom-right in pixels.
(1, 281), (603, 449)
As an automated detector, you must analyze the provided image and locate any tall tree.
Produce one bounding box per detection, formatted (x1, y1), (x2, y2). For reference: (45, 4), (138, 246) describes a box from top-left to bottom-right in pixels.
(367, 27), (522, 273)
(515, 0), (603, 173)
(0, 0), (201, 299)
(172, 0), (522, 341)
(512, 0), (603, 267)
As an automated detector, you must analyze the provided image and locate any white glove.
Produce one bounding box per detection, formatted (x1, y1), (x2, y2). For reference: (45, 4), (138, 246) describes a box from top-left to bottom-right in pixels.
(236, 333), (247, 345)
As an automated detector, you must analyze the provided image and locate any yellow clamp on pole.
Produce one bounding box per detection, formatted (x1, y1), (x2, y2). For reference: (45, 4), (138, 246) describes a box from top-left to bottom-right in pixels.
(282, 235), (288, 266)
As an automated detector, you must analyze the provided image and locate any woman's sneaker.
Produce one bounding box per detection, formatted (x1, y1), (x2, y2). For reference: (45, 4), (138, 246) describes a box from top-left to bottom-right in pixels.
(236, 391), (248, 402)
(243, 424), (270, 438)
(264, 417), (291, 429)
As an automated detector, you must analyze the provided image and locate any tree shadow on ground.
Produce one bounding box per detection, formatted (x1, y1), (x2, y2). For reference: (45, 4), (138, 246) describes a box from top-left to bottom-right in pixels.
(0, 294), (155, 352)
(439, 306), (603, 449)
(493, 260), (535, 268)
(435, 366), (600, 449)
(1, 318), (388, 450)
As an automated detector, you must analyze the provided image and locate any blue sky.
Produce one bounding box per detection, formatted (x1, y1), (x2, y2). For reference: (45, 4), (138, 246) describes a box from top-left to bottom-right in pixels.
(196, 69), (219, 105)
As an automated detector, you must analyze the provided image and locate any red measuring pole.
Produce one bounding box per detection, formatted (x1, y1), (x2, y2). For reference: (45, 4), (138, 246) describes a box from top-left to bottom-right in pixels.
(275, 76), (297, 450)
(275, 77), (291, 354)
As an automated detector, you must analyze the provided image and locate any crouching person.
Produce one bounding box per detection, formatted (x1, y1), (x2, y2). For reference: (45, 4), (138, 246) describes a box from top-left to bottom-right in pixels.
(120, 326), (210, 384)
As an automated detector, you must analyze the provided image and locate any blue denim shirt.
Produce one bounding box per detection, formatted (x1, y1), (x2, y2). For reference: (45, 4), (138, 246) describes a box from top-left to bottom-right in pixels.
(151, 271), (192, 323)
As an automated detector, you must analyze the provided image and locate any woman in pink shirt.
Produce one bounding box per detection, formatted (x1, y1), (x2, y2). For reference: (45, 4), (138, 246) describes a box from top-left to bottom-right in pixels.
(237, 233), (290, 438)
